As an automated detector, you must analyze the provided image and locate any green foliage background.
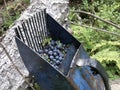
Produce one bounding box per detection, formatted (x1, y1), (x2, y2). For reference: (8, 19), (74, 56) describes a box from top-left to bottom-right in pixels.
(69, 0), (120, 79)
(0, 0), (30, 36)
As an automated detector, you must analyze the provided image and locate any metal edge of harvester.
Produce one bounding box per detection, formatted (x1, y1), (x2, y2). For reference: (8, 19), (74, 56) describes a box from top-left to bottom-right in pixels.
(46, 14), (80, 48)
(15, 12), (81, 90)
(70, 45), (111, 90)
(15, 10), (110, 90)
(15, 37), (75, 90)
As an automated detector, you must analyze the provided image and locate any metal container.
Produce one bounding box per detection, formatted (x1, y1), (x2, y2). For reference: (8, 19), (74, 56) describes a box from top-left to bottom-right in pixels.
(15, 9), (110, 90)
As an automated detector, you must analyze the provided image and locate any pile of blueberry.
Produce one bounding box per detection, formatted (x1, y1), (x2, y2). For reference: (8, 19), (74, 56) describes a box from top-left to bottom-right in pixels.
(38, 39), (69, 69)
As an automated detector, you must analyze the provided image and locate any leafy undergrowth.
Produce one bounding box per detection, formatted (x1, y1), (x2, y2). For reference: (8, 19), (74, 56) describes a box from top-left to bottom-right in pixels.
(69, 0), (120, 80)
(0, 0), (30, 36)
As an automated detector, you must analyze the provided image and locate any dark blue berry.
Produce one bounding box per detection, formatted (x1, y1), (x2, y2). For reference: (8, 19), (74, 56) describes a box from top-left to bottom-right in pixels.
(48, 51), (53, 55)
(45, 49), (48, 53)
(56, 60), (60, 66)
(50, 40), (55, 46)
(53, 52), (57, 56)
(38, 49), (43, 54)
(53, 59), (56, 62)
(50, 46), (54, 50)
(49, 55), (54, 60)
(53, 48), (58, 52)
(59, 56), (63, 61)
(59, 53), (64, 57)
(55, 56), (59, 59)
(57, 44), (62, 49)
(50, 61), (53, 64)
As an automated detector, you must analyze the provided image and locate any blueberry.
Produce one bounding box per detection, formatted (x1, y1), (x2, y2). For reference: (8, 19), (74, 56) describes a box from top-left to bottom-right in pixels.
(45, 49), (48, 53)
(51, 64), (54, 67)
(48, 51), (53, 55)
(53, 48), (58, 52)
(50, 61), (53, 64)
(53, 59), (56, 62)
(38, 49), (43, 54)
(57, 44), (62, 49)
(50, 46), (54, 50)
(50, 40), (55, 46)
(59, 53), (64, 57)
(53, 52), (57, 56)
(49, 55), (54, 60)
(54, 65), (58, 69)
(59, 56), (63, 61)
(55, 56), (59, 59)
(57, 52), (62, 56)
(56, 49), (60, 54)
(56, 60), (60, 66)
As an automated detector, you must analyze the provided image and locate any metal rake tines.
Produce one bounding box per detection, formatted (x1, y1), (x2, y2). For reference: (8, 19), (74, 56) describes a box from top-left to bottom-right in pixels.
(15, 10), (49, 51)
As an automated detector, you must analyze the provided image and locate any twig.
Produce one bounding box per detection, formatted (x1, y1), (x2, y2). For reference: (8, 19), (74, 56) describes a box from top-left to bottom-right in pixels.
(71, 22), (120, 37)
(71, 10), (120, 30)
(3, 0), (7, 9)
(0, 42), (36, 90)
(3, 0), (10, 17)
(72, 13), (120, 37)
(0, 35), (5, 42)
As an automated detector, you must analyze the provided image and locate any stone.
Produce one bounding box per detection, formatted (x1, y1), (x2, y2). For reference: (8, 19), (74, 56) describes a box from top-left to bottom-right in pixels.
(29, 0), (69, 29)
(0, 0), (69, 90)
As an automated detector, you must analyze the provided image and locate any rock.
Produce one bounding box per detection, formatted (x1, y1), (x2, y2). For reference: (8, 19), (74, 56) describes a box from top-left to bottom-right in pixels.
(0, 0), (69, 90)
(67, 29), (74, 34)
(30, 0), (69, 29)
(110, 79), (120, 90)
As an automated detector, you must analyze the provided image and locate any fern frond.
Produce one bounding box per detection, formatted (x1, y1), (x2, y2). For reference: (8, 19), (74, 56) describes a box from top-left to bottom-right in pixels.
(92, 48), (120, 69)
(91, 40), (120, 54)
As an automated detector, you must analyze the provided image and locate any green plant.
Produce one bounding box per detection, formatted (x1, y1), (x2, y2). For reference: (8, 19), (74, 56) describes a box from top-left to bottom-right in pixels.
(69, 0), (120, 79)
(0, 0), (30, 36)
(22, 0), (30, 4)
(33, 83), (42, 90)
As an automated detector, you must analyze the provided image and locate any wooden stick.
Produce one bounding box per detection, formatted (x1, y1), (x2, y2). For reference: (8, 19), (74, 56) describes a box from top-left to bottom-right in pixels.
(0, 42), (36, 90)
(71, 22), (120, 37)
(3, 0), (10, 17)
(71, 10), (120, 30)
